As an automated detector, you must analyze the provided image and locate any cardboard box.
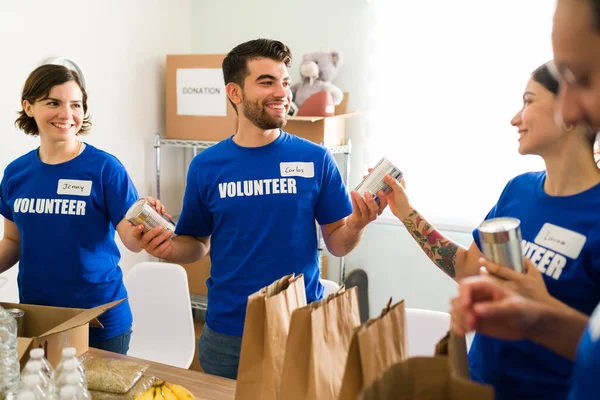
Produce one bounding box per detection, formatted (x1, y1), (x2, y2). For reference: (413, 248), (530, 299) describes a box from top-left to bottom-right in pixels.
(182, 255), (211, 296)
(5, 299), (125, 369)
(166, 54), (237, 142)
(285, 93), (360, 146)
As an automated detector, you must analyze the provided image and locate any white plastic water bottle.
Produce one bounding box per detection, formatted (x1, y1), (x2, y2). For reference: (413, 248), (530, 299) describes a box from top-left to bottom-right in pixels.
(28, 348), (54, 382)
(22, 360), (53, 396)
(54, 348), (86, 386)
(55, 373), (90, 400)
(0, 305), (20, 395)
(58, 384), (90, 400)
(19, 374), (48, 399)
(54, 359), (86, 390)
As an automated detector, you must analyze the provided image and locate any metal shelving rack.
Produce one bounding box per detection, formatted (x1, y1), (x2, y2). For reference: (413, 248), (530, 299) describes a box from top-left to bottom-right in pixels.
(154, 133), (352, 309)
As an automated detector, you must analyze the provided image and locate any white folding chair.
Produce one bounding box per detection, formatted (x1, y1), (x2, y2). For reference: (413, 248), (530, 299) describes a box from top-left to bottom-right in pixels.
(320, 278), (340, 297)
(124, 262), (195, 368)
(405, 308), (451, 357)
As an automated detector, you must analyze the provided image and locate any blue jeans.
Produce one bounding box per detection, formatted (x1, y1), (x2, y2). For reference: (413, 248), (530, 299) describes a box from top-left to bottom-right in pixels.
(198, 324), (242, 380)
(89, 329), (132, 355)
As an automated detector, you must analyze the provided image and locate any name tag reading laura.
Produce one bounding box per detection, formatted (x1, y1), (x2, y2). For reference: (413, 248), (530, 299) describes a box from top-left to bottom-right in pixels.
(280, 162), (315, 178)
(57, 179), (93, 196)
(534, 223), (587, 259)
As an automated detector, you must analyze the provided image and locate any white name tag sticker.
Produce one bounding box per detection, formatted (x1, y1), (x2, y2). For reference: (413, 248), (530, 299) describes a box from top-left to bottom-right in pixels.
(280, 162), (315, 178)
(57, 179), (92, 196)
(534, 223), (586, 259)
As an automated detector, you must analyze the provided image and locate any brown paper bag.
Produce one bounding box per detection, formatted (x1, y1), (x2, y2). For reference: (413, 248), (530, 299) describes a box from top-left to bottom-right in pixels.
(279, 286), (361, 400)
(235, 273), (307, 400)
(338, 298), (409, 399)
(359, 332), (494, 400)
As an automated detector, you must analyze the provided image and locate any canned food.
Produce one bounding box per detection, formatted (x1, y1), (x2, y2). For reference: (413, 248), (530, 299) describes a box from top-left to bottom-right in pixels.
(6, 308), (25, 337)
(355, 157), (403, 204)
(478, 217), (525, 273)
(125, 199), (175, 234)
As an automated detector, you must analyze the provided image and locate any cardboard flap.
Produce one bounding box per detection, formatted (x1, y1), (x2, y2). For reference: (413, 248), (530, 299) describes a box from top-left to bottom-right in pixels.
(89, 318), (103, 329)
(2, 302), (83, 337)
(40, 298), (126, 337)
(287, 112), (363, 124)
(288, 116), (326, 123)
(17, 337), (33, 360)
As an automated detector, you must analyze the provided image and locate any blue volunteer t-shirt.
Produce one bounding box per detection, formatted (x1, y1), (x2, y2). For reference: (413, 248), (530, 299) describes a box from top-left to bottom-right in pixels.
(568, 303), (600, 399)
(0, 144), (138, 341)
(471, 171), (600, 400)
(176, 131), (352, 337)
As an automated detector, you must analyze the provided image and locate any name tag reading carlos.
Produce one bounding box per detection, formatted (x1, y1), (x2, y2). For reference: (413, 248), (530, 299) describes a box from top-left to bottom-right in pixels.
(57, 179), (93, 196)
(280, 162), (315, 178)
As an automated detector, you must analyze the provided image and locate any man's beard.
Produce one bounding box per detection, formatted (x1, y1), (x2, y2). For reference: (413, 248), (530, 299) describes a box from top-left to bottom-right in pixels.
(242, 95), (287, 130)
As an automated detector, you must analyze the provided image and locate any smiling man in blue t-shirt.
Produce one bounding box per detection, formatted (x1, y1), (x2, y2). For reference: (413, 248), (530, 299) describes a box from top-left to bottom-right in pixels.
(133, 39), (384, 379)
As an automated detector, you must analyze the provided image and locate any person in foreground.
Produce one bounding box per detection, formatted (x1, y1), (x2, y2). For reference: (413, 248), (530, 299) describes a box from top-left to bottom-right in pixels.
(452, 0), (600, 398)
(381, 59), (600, 399)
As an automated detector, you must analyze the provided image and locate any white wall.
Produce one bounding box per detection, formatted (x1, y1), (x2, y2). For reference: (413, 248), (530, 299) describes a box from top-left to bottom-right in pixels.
(0, 0), (193, 301)
(189, 0), (461, 318)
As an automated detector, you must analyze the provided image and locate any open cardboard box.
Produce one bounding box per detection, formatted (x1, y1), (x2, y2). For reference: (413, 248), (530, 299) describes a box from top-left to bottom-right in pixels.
(285, 92), (361, 146)
(3, 298), (126, 369)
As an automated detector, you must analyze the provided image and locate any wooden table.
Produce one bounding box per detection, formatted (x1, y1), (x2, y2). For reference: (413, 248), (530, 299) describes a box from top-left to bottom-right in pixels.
(87, 348), (236, 400)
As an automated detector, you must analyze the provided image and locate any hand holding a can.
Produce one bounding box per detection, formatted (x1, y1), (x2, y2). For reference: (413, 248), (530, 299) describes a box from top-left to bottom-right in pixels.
(132, 221), (175, 259)
(381, 174), (412, 220)
(128, 196), (176, 258)
(479, 257), (552, 304)
(346, 190), (384, 231)
(143, 196), (172, 220)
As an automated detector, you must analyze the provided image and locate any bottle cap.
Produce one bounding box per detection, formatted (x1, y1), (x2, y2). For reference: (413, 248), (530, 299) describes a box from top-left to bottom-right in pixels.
(30, 348), (44, 359)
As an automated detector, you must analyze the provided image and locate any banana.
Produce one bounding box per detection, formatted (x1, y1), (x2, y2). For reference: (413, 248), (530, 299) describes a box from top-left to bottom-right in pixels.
(135, 387), (156, 400)
(135, 380), (195, 400)
(161, 384), (179, 400)
(164, 382), (196, 400)
(154, 386), (166, 400)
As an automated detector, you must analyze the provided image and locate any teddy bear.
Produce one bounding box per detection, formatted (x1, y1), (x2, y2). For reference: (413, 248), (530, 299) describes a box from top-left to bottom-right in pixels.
(291, 51), (344, 109)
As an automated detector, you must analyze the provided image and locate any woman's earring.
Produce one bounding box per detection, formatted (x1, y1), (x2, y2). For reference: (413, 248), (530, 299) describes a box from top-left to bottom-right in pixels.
(563, 123), (574, 132)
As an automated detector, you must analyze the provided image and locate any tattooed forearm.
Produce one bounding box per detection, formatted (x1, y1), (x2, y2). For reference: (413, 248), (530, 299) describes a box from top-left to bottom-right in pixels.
(402, 210), (458, 278)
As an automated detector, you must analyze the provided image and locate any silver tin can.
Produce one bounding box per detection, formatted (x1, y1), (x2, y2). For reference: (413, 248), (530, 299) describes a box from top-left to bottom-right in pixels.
(6, 308), (25, 337)
(355, 157), (403, 204)
(126, 198), (175, 234)
(478, 217), (525, 273)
